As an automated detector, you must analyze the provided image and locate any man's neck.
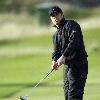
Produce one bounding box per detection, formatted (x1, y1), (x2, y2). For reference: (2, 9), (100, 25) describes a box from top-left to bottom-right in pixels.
(55, 25), (59, 28)
(56, 18), (65, 29)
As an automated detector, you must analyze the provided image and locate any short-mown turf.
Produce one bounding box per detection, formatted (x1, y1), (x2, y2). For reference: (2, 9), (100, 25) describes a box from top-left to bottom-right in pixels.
(0, 28), (100, 100)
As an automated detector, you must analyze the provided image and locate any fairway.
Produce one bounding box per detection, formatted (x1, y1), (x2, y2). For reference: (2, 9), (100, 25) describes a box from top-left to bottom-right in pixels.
(0, 28), (100, 100)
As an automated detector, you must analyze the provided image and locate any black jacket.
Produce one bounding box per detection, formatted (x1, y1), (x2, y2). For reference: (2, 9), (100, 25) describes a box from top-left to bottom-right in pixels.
(52, 18), (88, 63)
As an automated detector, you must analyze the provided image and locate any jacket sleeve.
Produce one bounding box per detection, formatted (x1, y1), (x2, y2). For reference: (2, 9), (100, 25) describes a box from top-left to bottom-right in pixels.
(63, 21), (81, 60)
(52, 33), (61, 61)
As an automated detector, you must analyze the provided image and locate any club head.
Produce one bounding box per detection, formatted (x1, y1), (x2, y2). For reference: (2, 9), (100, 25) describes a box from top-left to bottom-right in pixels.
(20, 96), (27, 100)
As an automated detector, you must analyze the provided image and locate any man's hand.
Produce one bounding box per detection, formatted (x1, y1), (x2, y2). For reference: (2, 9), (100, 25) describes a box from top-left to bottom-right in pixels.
(57, 55), (65, 66)
(51, 61), (58, 70)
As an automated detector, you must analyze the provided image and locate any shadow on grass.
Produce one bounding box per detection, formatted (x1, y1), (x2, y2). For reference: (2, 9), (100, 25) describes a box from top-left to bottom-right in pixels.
(0, 82), (100, 98)
(0, 39), (20, 46)
(0, 83), (62, 98)
(0, 82), (99, 87)
(0, 83), (62, 87)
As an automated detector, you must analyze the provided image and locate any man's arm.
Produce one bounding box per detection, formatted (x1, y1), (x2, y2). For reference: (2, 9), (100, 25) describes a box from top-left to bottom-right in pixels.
(52, 33), (61, 61)
(51, 33), (61, 70)
(63, 21), (81, 60)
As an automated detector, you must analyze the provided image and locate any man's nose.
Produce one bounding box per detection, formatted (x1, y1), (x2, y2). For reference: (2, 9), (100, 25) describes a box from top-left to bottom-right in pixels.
(54, 18), (58, 21)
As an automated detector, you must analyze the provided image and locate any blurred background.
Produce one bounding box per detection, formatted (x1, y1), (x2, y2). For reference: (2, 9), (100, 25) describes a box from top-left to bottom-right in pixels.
(0, 0), (100, 100)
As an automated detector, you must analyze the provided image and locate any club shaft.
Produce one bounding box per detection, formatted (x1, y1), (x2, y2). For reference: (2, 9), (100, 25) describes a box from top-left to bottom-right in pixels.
(26, 69), (53, 97)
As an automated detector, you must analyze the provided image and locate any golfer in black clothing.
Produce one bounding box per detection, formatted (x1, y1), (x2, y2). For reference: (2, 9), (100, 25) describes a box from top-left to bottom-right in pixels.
(49, 6), (88, 100)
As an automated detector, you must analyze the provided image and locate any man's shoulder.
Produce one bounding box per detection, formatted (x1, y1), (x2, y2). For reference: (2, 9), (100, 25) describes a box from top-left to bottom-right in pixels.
(64, 19), (80, 29)
(65, 19), (79, 26)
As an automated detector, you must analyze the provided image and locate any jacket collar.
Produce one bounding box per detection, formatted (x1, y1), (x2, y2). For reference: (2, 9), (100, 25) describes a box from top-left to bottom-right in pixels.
(53, 18), (66, 29)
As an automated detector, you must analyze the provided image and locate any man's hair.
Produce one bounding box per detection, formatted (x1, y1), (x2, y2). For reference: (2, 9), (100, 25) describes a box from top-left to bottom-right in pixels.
(49, 6), (63, 16)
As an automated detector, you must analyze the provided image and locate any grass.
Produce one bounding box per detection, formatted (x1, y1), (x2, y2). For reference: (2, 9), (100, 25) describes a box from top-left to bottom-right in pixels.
(0, 34), (52, 47)
(0, 54), (63, 99)
(0, 5), (99, 100)
(0, 27), (100, 100)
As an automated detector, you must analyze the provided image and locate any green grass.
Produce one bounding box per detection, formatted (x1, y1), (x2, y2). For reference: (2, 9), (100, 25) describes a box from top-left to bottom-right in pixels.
(84, 28), (100, 44)
(0, 28), (100, 100)
(0, 54), (63, 99)
(0, 34), (52, 47)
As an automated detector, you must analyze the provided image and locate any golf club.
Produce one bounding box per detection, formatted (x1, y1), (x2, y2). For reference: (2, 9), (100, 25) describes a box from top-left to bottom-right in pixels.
(20, 68), (54, 100)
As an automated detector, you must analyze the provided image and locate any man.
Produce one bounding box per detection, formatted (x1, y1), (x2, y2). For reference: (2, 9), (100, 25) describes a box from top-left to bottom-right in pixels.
(49, 6), (88, 100)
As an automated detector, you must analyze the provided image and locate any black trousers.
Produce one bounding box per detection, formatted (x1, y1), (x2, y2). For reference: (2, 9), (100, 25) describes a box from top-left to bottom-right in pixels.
(63, 59), (88, 100)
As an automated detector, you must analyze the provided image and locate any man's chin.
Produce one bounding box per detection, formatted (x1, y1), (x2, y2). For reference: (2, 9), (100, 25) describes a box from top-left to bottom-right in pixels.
(55, 22), (59, 25)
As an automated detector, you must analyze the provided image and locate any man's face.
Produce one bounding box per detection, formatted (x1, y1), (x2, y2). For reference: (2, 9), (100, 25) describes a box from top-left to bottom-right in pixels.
(50, 13), (63, 25)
